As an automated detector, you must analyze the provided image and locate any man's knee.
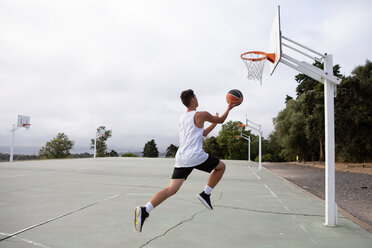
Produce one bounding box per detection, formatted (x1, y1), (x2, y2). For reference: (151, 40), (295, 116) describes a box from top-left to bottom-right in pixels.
(215, 161), (226, 172)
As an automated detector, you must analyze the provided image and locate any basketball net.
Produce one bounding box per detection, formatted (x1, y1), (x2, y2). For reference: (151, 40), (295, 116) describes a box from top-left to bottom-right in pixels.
(241, 51), (275, 85)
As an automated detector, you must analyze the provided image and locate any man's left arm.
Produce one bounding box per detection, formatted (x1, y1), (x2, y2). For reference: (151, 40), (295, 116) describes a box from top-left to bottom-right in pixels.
(203, 113), (219, 137)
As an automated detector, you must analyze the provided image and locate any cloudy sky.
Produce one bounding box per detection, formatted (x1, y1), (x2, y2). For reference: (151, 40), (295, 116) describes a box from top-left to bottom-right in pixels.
(1, 0), (371, 154)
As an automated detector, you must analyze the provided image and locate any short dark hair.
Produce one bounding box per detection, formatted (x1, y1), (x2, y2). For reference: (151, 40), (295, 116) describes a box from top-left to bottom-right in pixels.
(180, 89), (195, 107)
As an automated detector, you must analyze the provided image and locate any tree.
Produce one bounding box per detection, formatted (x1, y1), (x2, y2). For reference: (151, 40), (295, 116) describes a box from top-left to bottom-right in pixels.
(109, 150), (119, 157)
(90, 126), (112, 157)
(263, 132), (285, 162)
(39, 133), (74, 159)
(203, 136), (223, 158)
(143, 139), (159, 157)
(335, 60), (372, 162)
(165, 144), (178, 158)
(216, 121), (256, 160)
(273, 99), (309, 161)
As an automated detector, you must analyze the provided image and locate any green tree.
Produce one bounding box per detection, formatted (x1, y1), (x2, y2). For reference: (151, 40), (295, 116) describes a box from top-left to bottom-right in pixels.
(165, 144), (178, 158)
(295, 62), (342, 161)
(90, 126), (112, 157)
(203, 136), (223, 158)
(335, 60), (372, 162)
(142, 139), (159, 157)
(273, 99), (308, 161)
(109, 150), (119, 157)
(39, 133), (74, 159)
(263, 132), (285, 162)
(216, 121), (255, 160)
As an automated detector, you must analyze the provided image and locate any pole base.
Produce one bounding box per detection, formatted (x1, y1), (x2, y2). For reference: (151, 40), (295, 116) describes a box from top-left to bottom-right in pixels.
(323, 223), (336, 227)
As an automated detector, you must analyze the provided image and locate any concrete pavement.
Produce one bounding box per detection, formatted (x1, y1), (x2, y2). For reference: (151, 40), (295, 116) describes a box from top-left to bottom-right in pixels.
(0, 158), (371, 247)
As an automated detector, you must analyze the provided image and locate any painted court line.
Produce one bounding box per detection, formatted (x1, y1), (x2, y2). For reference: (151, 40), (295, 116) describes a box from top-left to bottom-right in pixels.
(252, 171), (261, 180)
(0, 173), (47, 179)
(264, 184), (277, 198)
(247, 164), (261, 180)
(264, 184), (318, 246)
(0, 232), (50, 248)
(0, 194), (120, 242)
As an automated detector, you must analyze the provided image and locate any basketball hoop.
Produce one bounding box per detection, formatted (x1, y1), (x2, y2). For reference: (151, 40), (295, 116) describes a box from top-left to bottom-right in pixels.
(236, 124), (246, 132)
(241, 51), (275, 83)
(22, 123), (31, 130)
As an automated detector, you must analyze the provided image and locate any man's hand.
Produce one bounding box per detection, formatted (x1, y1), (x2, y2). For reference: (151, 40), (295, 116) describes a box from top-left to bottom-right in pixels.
(227, 101), (236, 111)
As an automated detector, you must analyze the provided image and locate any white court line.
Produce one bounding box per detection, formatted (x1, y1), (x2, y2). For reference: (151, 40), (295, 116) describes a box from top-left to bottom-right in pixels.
(263, 184), (317, 245)
(264, 184), (277, 198)
(247, 164), (261, 180)
(0, 194), (120, 242)
(0, 232), (50, 247)
(0, 173), (44, 179)
(300, 225), (308, 233)
(252, 171), (261, 180)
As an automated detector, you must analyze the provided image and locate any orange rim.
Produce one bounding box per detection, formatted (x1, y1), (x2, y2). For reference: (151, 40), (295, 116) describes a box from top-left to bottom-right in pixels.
(240, 51), (275, 63)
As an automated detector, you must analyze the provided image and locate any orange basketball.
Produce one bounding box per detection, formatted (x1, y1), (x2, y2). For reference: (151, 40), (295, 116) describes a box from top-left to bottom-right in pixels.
(226, 89), (243, 106)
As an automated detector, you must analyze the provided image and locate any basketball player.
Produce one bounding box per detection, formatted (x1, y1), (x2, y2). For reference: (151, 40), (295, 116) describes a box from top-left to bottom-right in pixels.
(134, 89), (236, 232)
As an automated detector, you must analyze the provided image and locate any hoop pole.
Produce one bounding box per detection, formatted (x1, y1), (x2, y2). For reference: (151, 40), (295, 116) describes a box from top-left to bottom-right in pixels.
(10, 128), (15, 162)
(324, 54), (337, 227)
(258, 132), (262, 170)
(248, 136), (251, 162)
(240, 133), (251, 162)
(246, 116), (262, 170)
(282, 35), (325, 58)
(94, 136), (97, 159)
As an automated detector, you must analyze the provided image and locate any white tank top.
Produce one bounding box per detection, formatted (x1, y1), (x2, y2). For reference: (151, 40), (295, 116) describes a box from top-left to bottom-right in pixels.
(175, 111), (208, 167)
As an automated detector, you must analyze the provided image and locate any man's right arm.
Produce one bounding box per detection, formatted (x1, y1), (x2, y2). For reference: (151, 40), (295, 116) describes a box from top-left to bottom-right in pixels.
(201, 102), (235, 124)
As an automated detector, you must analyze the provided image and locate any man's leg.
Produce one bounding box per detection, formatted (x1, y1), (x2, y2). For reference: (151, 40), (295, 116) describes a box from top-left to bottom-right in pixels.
(135, 178), (184, 232)
(206, 161), (226, 189)
(149, 178), (185, 207)
(198, 161), (226, 210)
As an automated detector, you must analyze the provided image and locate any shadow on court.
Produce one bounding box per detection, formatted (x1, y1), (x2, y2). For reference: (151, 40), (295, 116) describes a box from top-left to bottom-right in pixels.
(0, 158), (371, 247)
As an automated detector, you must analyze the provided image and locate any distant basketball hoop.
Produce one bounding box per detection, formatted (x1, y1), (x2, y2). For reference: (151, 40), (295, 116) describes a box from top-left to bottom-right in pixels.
(22, 123), (31, 130)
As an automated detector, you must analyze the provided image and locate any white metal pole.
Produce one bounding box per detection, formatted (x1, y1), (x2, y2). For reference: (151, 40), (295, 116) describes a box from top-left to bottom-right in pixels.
(324, 54), (337, 227)
(248, 138), (251, 162)
(10, 128), (15, 162)
(94, 136), (97, 159)
(258, 131), (262, 170)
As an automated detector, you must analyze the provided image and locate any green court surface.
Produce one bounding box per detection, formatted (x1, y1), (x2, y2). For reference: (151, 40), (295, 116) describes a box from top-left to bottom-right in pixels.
(0, 158), (371, 247)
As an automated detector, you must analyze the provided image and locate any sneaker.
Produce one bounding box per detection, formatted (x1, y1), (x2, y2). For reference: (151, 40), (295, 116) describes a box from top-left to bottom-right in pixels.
(134, 206), (149, 232)
(197, 192), (213, 210)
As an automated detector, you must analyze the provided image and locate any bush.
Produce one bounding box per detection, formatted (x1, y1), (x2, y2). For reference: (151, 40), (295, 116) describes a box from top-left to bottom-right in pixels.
(121, 153), (139, 157)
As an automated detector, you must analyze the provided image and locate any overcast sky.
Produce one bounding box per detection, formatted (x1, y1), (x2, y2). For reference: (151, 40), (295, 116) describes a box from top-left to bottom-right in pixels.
(1, 0), (371, 154)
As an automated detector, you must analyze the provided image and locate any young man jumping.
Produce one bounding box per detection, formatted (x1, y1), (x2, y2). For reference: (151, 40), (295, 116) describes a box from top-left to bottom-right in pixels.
(134, 89), (236, 232)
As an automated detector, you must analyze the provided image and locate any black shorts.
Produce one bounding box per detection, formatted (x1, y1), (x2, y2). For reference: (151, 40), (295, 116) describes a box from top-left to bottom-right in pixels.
(171, 155), (220, 180)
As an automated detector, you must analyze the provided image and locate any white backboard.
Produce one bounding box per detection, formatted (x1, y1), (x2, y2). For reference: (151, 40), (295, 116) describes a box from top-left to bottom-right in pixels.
(17, 115), (30, 127)
(269, 5), (282, 75)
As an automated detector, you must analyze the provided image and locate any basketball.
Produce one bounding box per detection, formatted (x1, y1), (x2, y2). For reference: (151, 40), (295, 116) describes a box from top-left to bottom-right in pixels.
(226, 89), (243, 106)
